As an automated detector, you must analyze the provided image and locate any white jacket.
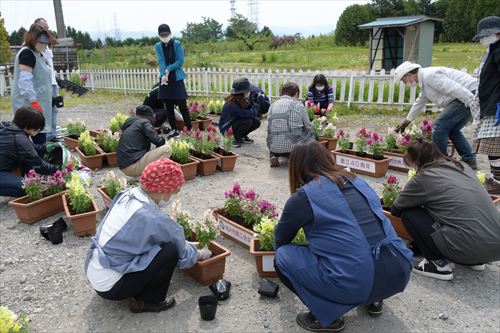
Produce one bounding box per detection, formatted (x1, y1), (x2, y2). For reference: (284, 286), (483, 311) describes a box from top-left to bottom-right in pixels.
(406, 67), (478, 121)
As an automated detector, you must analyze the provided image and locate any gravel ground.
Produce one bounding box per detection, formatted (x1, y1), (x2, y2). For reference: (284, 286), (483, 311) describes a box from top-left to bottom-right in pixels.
(0, 99), (499, 333)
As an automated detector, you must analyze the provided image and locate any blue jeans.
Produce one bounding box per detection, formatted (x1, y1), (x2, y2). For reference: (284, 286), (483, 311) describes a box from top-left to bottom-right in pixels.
(432, 99), (475, 161)
(0, 171), (25, 197)
(49, 84), (59, 140)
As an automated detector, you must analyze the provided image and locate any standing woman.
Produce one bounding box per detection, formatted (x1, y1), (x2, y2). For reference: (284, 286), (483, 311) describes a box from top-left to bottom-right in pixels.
(11, 23), (56, 145)
(154, 24), (191, 138)
(274, 141), (412, 332)
(471, 16), (500, 194)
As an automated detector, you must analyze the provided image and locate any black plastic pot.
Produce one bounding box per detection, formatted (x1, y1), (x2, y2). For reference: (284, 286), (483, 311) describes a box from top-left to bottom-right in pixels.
(209, 279), (231, 301)
(198, 295), (218, 321)
(39, 218), (67, 240)
(258, 279), (279, 298)
(47, 226), (63, 245)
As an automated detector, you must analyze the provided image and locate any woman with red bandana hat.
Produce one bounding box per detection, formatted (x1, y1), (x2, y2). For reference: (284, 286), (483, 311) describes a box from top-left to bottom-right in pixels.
(85, 159), (211, 313)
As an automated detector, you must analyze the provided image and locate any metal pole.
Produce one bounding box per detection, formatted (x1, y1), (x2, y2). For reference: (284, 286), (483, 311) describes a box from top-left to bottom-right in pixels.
(53, 0), (66, 38)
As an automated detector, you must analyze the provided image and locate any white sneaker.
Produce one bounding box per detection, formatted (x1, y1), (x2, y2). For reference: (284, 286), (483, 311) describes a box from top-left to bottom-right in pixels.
(468, 264), (486, 271)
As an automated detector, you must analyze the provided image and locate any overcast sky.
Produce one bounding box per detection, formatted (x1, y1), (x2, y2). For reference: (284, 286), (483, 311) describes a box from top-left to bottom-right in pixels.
(1, 0), (371, 38)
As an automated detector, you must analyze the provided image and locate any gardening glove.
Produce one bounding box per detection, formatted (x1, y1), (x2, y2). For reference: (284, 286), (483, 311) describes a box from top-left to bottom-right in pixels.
(30, 100), (43, 112)
(395, 119), (411, 133)
(197, 247), (212, 261)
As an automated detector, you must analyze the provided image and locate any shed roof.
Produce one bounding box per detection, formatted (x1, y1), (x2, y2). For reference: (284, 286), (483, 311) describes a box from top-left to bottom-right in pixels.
(358, 15), (442, 30)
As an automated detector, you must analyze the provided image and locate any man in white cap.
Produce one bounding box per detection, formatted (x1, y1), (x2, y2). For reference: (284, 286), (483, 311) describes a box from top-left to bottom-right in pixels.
(394, 61), (478, 169)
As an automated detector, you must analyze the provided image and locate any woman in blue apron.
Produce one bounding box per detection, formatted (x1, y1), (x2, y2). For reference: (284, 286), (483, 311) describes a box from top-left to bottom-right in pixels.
(274, 141), (413, 332)
(154, 24), (191, 137)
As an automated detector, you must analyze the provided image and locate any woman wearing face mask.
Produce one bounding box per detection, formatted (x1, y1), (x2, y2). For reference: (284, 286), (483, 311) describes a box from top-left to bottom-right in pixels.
(0, 107), (60, 197)
(393, 61), (478, 170)
(154, 24), (191, 139)
(471, 16), (500, 194)
(306, 74), (334, 115)
(85, 158), (211, 313)
(11, 23), (57, 145)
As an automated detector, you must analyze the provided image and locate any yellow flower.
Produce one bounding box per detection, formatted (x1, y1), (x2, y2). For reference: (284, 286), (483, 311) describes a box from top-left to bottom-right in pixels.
(476, 171), (486, 185)
(407, 168), (416, 181)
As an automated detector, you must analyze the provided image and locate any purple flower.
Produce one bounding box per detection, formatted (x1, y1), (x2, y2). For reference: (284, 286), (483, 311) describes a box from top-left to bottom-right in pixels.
(245, 190), (256, 200)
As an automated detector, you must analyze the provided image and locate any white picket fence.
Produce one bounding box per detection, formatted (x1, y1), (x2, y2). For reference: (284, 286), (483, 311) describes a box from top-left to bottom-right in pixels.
(2, 66), (478, 110)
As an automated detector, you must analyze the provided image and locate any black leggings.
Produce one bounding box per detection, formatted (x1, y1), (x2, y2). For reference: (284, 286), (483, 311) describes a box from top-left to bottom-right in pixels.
(153, 108), (169, 127)
(400, 207), (444, 261)
(163, 99), (192, 131)
(97, 243), (178, 303)
(231, 118), (261, 140)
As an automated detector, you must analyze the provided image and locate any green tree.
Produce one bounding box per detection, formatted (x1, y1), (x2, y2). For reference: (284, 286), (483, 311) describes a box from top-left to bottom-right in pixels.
(0, 18), (11, 63)
(8, 27), (26, 45)
(182, 17), (223, 42)
(225, 14), (258, 39)
(335, 4), (375, 46)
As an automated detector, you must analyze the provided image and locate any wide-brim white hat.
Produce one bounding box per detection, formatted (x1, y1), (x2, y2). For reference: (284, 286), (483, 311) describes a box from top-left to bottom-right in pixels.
(394, 61), (421, 83)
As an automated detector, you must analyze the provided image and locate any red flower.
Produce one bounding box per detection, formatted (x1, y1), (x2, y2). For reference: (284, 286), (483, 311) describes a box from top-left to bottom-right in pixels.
(387, 175), (398, 184)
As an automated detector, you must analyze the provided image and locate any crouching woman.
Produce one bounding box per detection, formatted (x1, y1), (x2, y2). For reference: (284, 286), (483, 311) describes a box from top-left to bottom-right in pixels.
(85, 159), (211, 313)
(274, 141), (413, 332)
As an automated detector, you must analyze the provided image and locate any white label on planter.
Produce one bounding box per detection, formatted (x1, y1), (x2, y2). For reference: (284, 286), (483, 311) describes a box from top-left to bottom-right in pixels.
(447, 145), (453, 156)
(335, 155), (376, 173)
(262, 255), (276, 272)
(217, 158), (222, 168)
(218, 220), (253, 246)
(387, 155), (408, 169)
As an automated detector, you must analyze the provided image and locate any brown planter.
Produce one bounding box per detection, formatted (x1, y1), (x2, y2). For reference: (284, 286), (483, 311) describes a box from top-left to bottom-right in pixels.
(62, 194), (100, 236)
(76, 146), (105, 170)
(190, 120), (201, 130)
(89, 130), (102, 138)
(318, 140), (328, 148)
(104, 152), (118, 168)
(212, 148), (239, 172)
(383, 150), (410, 172)
(198, 118), (212, 130)
(380, 199), (413, 241)
(179, 157), (200, 181)
(63, 135), (79, 151)
(332, 150), (390, 178)
(319, 137), (338, 151)
(249, 238), (278, 278)
(207, 114), (220, 125)
(491, 195), (500, 204)
(213, 208), (254, 249)
(183, 241), (231, 285)
(97, 187), (113, 209)
(9, 191), (65, 224)
(190, 154), (220, 176)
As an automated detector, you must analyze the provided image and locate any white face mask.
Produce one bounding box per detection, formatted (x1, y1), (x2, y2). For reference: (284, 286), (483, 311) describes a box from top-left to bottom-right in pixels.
(158, 193), (175, 208)
(160, 34), (172, 44)
(479, 34), (500, 47)
(315, 85), (325, 91)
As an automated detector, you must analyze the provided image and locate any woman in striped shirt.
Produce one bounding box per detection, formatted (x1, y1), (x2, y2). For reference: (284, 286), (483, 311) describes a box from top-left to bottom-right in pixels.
(306, 74), (334, 116)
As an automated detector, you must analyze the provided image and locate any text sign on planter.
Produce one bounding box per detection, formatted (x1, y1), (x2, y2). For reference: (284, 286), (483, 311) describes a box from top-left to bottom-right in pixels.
(218, 220), (253, 246)
(335, 155), (376, 173)
(262, 255), (276, 272)
(388, 155), (408, 169)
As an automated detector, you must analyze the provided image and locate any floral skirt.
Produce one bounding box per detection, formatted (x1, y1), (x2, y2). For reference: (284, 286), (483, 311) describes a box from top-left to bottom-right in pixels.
(473, 137), (500, 156)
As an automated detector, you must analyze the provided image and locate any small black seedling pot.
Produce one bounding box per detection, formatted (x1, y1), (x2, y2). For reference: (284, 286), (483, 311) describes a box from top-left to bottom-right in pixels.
(258, 279), (279, 298)
(40, 218), (67, 241)
(198, 295), (218, 321)
(209, 279), (231, 301)
(47, 225), (63, 245)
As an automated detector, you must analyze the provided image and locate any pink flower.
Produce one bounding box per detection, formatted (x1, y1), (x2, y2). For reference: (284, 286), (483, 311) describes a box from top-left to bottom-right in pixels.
(245, 190), (256, 200)
(182, 127), (190, 135)
(367, 139), (373, 145)
(387, 175), (398, 184)
(227, 128), (233, 137)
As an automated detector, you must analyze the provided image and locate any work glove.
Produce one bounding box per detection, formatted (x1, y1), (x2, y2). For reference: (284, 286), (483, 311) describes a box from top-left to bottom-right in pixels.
(30, 100), (43, 112)
(395, 119), (411, 133)
(197, 247), (212, 261)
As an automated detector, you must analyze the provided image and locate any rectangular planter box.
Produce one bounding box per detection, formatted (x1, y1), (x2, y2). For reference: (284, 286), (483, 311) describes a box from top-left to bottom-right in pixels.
(97, 187), (113, 209)
(332, 150), (390, 178)
(213, 208), (254, 249)
(198, 118), (212, 130)
(319, 137), (338, 151)
(183, 241), (231, 285)
(207, 114), (220, 125)
(62, 194), (100, 237)
(249, 238), (278, 278)
(212, 148), (239, 172)
(381, 207), (413, 241)
(179, 157), (200, 180)
(76, 146), (105, 170)
(318, 140), (328, 148)
(384, 150), (410, 172)
(9, 191), (66, 224)
(104, 152), (118, 168)
(63, 135), (79, 151)
(190, 120), (201, 130)
(190, 154), (220, 176)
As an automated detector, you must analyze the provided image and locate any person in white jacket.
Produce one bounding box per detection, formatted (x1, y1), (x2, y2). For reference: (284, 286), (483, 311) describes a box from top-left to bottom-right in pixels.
(394, 62), (478, 169)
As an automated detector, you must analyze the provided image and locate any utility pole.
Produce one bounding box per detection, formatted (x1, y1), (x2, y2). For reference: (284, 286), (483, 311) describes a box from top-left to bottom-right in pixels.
(230, 0), (236, 17)
(248, 0), (259, 29)
(53, 0), (66, 38)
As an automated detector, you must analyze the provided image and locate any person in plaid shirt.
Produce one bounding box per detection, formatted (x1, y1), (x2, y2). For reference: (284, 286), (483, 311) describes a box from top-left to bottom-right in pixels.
(267, 82), (316, 167)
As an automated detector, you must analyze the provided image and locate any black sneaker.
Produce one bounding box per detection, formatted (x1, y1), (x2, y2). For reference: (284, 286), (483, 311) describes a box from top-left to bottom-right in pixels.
(233, 139), (243, 148)
(413, 258), (453, 281)
(366, 301), (383, 316)
(129, 297), (176, 313)
(296, 312), (345, 332)
(243, 136), (254, 143)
